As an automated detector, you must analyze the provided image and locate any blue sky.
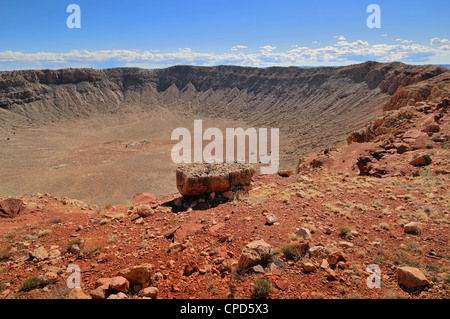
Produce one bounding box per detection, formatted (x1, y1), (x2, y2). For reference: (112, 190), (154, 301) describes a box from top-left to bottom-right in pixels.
(0, 0), (449, 70)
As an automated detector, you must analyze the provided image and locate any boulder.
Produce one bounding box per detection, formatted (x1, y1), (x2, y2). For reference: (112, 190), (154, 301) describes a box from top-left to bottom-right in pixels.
(302, 262), (317, 273)
(404, 222), (421, 235)
(327, 251), (346, 267)
(0, 198), (24, 218)
(90, 283), (110, 299)
(393, 143), (412, 154)
(424, 124), (440, 133)
(286, 240), (310, 257)
(107, 292), (128, 299)
(135, 204), (154, 217)
(139, 286), (159, 298)
(295, 227), (312, 239)
(238, 239), (272, 270)
(40, 272), (58, 285)
(176, 163), (255, 197)
(29, 246), (48, 261)
(117, 263), (154, 288)
(109, 276), (130, 293)
(183, 261), (199, 276)
(409, 155), (432, 167)
(265, 214), (277, 225)
(277, 170), (293, 177)
(397, 267), (430, 289)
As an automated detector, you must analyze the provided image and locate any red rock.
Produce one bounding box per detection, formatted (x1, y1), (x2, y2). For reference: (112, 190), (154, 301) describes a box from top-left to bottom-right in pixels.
(183, 261), (199, 276)
(327, 251), (346, 267)
(272, 269), (283, 276)
(90, 283), (110, 299)
(409, 154), (432, 166)
(286, 240), (311, 257)
(277, 170), (293, 177)
(135, 204), (154, 217)
(393, 143), (412, 154)
(117, 263), (155, 288)
(275, 279), (288, 291)
(176, 163), (255, 197)
(397, 267), (430, 289)
(139, 286), (159, 298)
(0, 198), (24, 218)
(109, 276), (130, 293)
(424, 124), (440, 133)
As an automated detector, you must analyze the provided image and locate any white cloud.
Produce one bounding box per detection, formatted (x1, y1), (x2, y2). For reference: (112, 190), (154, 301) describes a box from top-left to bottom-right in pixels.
(334, 35), (346, 41)
(1, 38), (449, 70)
(260, 45), (276, 52)
(381, 34), (388, 37)
(402, 40), (412, 44)
(231, 45), (248, 51)
(335, 40), (369, 47)
(395, 38), (402, 42)
(430, 37), (450, 45)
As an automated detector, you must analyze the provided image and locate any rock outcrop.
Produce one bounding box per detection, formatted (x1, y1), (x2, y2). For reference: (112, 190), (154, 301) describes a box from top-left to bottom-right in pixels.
(0, 198), (24, 218)
(176, 163), (255, 197)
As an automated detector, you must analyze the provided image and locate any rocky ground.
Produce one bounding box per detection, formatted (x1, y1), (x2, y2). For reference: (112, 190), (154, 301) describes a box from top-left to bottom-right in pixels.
(0, 96), (448, 300)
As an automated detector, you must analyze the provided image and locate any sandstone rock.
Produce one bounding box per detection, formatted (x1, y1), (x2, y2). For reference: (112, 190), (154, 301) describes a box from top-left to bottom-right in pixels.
(183, 261), (199, 276)
(117, 263), (154, 288)
(265, 214), (277, 225)
(327, 251), (346, 267)
(135, 204), (154, 217)
(40, 272), (58, 285)
(302, 262), (317, 273)
(409, 154), (432, 167)
(48, 249), (61, 259)
(308, 246), (325, 258)
(139, 286), (158, 298)
(252, 265), (265, 274)
(109, 276), (130, 293)
(168, 241), (187, 254)
(393, 143), (412, 154)
(176, 163), (255, 197)
(66, 288), (91, 299)
(29, 246), (48, 261)
(397, 267), (430, 289)
(107, 292), (128, 299)
(339, 241), (354, 249)
(286, 240), (310, 257)
(90, 283), (110, 299)
(275, 279), (288, 291)
(295, 227), (312, 239)
(278, 170), (293, 177)
(217, 259), (238, 274)
(424, 124), (440, 133)
(238, 239), (272, 270)
(325, 267), (338, 280)
(320, 259), (329, 269)
(404, 222), (421, 235)
(0, 198), (24, 218)
(69, 244), (81, 254)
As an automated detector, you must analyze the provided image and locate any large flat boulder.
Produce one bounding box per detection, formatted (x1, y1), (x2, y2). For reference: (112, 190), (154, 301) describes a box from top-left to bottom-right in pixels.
(176, 163), (255, 197)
